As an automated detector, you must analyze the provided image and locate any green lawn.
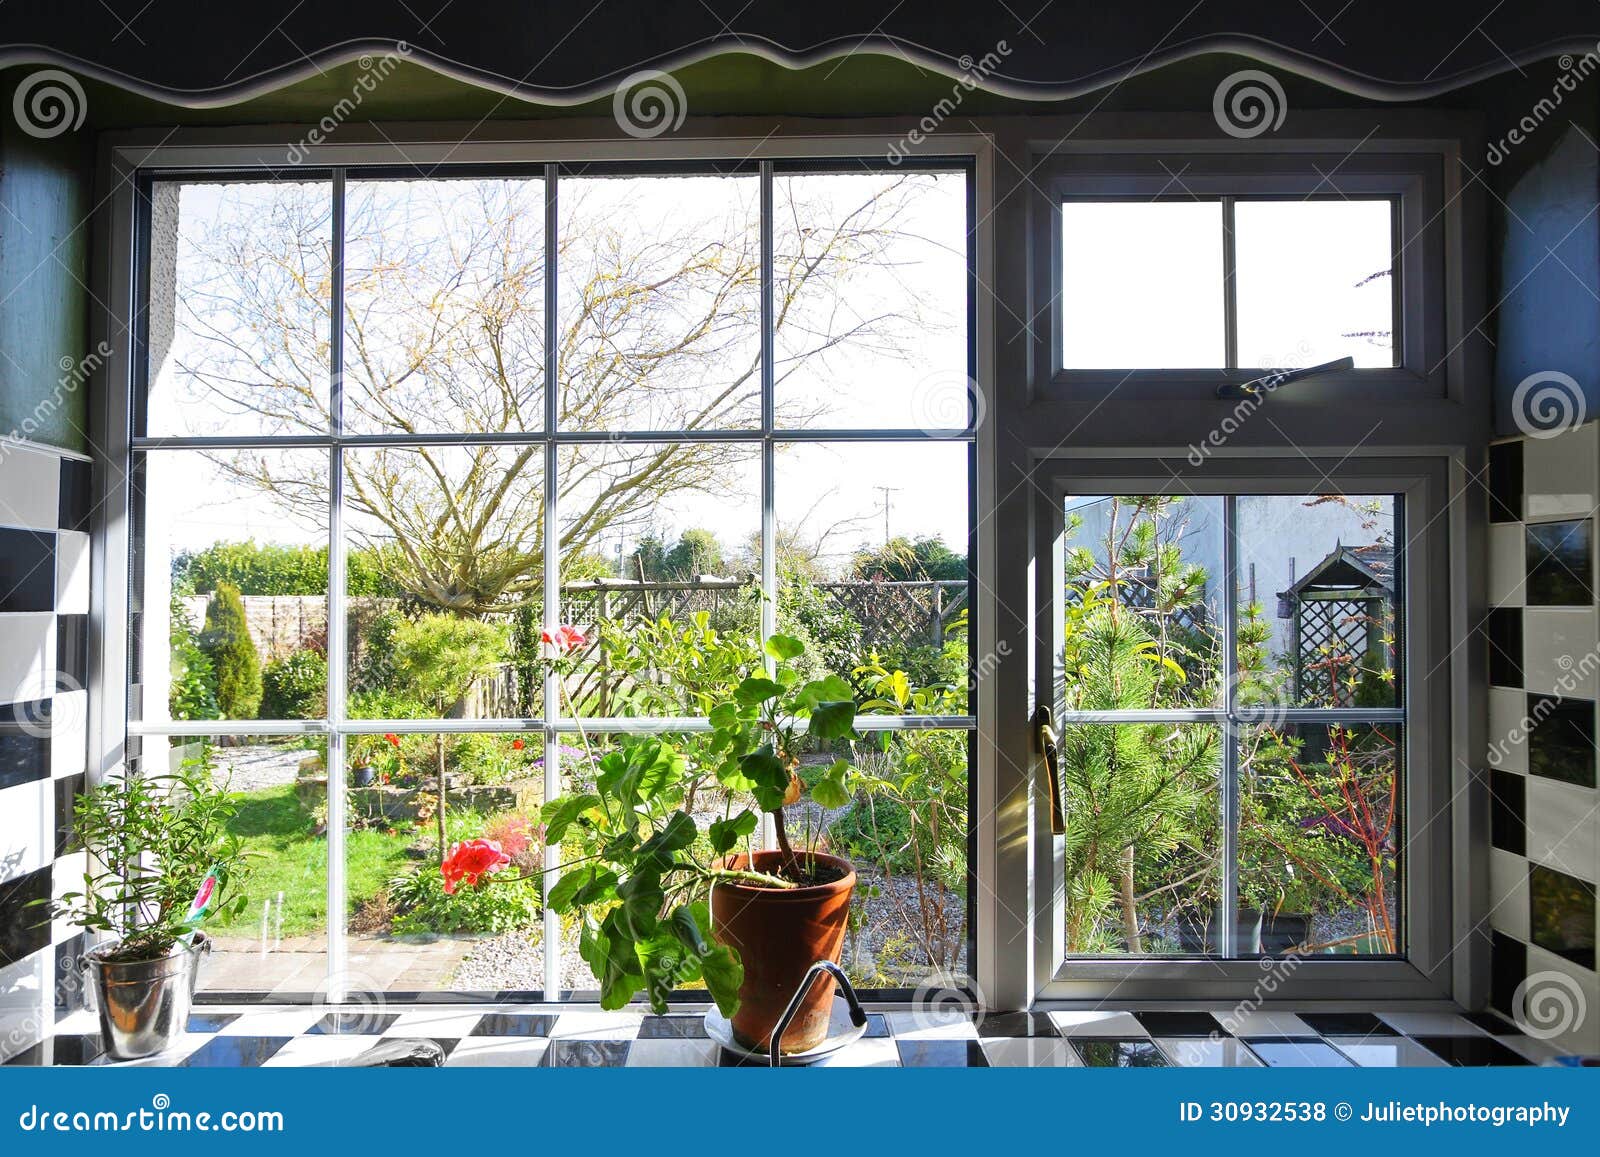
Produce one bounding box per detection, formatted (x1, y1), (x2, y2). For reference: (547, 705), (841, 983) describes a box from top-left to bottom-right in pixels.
(210, 785), (417, 937)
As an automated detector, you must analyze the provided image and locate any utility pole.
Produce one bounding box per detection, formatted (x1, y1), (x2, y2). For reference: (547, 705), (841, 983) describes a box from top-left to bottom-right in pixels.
(875, 486), (900, 544)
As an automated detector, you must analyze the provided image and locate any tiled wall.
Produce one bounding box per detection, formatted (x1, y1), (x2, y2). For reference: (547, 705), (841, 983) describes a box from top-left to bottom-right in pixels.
(1484, 421), (1600, 1054)
(0, 440), (93, 1063)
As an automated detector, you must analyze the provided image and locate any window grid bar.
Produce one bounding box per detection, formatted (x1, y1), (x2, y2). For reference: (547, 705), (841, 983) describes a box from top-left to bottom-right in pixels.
(1053, 708), (1405, 725)
(1221, 196), (1238, 371)
(758, 160), (777, 851)
(1218, 494), (1240, 958)
(129, 427), (976, 451)
(325, 168), (350, 997)
(542, 163), (563, 997)
(128, 714), (977, 737)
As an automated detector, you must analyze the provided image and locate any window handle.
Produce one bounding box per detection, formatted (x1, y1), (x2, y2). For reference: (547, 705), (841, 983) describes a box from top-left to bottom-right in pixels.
(1033, 706), (1065, 836)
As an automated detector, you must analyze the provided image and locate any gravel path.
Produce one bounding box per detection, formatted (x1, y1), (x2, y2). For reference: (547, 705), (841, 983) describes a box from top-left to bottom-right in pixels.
(213, 744), (313, 793)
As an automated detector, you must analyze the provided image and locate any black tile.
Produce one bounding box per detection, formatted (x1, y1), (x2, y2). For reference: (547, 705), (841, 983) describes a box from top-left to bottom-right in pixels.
(1462, 1010), (1523, 1035)
(895, 1040), (989, 1067)
(1527, 520), (1593, 606)
(1490, 932), (1528, 1019)
(0, 721), (49, 790)
(1070, 1038), (1166, 1067)
(0, 529), (55, 612)
(638, 1015), (709, 1039)
(1489, 769), (1526, 855)
(976, 1010), (1058, 1038)
(56, 615), (88, 691)
(58, 460), (91, 533)
(428, 1038), (460, 1059)
(1133, 1011), (1226, 1037)
(53, 773), (85, 858)
(1529, 863), (1596, 969)
(186, 1011), (241, 1033)
(1242, 1038), (1354, 1067)
(1486, 607), (1523, 688)
(544, 1040), (630, 1067)
(1295, 1013), (1398, 1037)
(53, 932), (87, 1018)
(1413, 1035), (1531, 1066)
(0, 866), (52, 968)
(1488, 440), (1523, 523)
(309, 1011), (399, 1035)
(863, 1013), (890, 1038)
(178, 1035), (291, 1067)
(1526, 694), (1597, 787)
(469, 1013), (556, 1037)
(3, 1034), (103, 1067)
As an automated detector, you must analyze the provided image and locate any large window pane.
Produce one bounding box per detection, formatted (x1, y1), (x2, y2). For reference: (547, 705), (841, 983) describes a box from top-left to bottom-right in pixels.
(144, 180), (332, 437)
(1236, 494), (1401, 709)
(1061, 201), (1225, 369)
(774, 171), (968, 429)
(557, 442), (760, 717)
(1235, 199), (1395, 369)
(1237, 722), (1401, 956)
(343, 177), (546, 435)
(133, 449), (328, 725)
(557, 172), (761, 431)
(343, 446), (544, 720)
(1062, 496), (1225, 710)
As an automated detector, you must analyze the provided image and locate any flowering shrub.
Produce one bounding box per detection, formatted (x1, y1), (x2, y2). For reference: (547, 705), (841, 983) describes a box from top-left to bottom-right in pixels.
(441, 838), (512, 894)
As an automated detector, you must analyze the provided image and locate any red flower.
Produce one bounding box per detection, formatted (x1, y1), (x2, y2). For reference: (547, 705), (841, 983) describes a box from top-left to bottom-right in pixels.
(511, 738), (525, 751)
(441, 839), (511, 894)
(384, 733), (401, 747)
(540, 624), (588, 653)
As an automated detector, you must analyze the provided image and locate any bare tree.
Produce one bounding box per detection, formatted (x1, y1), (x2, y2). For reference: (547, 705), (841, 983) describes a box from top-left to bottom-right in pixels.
(165, 173), (948, 614)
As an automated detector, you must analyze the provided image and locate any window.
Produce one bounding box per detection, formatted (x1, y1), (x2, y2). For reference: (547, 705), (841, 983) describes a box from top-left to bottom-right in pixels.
(1052, 490), (1404, 960)
(129, 163), (974, 997)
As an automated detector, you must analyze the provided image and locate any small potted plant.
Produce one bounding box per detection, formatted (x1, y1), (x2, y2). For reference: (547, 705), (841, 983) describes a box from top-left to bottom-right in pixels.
(46, 752), (251, 1059)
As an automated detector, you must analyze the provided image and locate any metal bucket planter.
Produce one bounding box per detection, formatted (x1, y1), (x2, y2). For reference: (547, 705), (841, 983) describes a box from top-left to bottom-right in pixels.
(84, 932), (210, 1060)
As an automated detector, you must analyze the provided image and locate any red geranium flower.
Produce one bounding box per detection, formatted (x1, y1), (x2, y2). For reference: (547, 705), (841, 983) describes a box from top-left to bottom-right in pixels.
(539, 624), (588, 653)
(511, 738), (525, 751)
(384, 733), (401, 747)
(441, 839), (512, 894)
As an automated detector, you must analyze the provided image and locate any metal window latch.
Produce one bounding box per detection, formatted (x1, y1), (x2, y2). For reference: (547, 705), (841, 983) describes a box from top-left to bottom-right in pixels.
(1033, 706), (1064, 836)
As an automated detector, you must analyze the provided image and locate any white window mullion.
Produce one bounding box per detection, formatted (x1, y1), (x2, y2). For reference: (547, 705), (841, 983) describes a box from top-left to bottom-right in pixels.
(542, 163), (564, 998)
(325, 168), (350, 998)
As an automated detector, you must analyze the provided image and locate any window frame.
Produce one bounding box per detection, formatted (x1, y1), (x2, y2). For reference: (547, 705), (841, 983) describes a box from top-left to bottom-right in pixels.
(97, 135), (994, 1003)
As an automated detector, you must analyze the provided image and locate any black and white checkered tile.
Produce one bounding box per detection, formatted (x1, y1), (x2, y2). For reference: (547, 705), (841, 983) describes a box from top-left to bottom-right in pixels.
(1483, 424), (1599, 1056)
(4, 1004), (1562, 1068)
(0, 440), (94, 1064)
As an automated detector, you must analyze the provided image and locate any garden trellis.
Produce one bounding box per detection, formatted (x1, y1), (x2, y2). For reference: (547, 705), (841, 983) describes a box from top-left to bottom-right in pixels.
(1276, 544), (1396, 708)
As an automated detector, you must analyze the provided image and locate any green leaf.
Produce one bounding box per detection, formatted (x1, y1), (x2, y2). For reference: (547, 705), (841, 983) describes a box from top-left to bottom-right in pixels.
(808, 699), (857, 739)
(811, 760), (853, 809)
(734, 676), (785, 706)
(669, 905), (710, 956)
(700, 944), (744, 1018)
(637, 811), (697, 869)
(708, 809), (759, 855)
(541, 793), (601, 844)
(546, 864), (618, 913)
(708, 701), (742, 730)
(764, 634), (805, 661)
(795, 674), (854, 709)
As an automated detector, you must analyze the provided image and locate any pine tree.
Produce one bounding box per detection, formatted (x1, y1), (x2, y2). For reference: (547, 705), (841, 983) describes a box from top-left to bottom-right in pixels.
(200, 583), (262, 718)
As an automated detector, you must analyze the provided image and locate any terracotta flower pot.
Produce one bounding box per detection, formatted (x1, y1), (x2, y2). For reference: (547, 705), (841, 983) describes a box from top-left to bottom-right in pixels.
(711, 850), (855, 1054)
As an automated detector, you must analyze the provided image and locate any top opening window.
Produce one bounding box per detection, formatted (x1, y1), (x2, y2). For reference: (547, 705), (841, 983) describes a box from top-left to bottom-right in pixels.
(1060, 197), (1397, 372)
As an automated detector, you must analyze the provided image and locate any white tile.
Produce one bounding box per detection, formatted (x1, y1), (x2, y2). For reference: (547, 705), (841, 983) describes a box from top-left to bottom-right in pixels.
(444, 1037), (549, 1067)
(0, 614), (55, 705)
(1497, 1033), (1564, 1064)
(0, 445), (61, 531)
(1375, 1011), (1486, 1036)
(53, 531), (89, 615)
(264, 1034), (384, 1067)
(0, 953), (48, 1063)
(1524, 423), (1598, 521)
(625, 1038), (718, 1067)
(50, 690), (87, 779)
(217, 1008), (322, 1036)
(1215, 1010), (1313, 1037)
(1489, 523), (1528, 607)
(1489, 849), (1530, 938)
(1523, 609), (1599, 698)
(1488, 688), (1530, 773)
(814, 1037), (900, 1067)
(51, 852), (87, 943)
(1328, 1036), (1447, 1066)
(1526, 777), (1599, 883)
(1517, 945), (1600, 1055)
(548, 1010), (643, 1039)
(1155, 1037), (1263, 1067)
(886, 1009), (977, 1038)
(0, 779), (51, 880)
(980, 1037), (1083, 1067)
(1047, 1010), (1148, 1037)
(384, 1008), (487, 1038)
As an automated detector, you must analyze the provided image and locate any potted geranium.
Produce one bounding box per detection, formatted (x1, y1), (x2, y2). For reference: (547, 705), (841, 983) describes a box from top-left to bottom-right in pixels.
(45, 753), (251, 1059)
